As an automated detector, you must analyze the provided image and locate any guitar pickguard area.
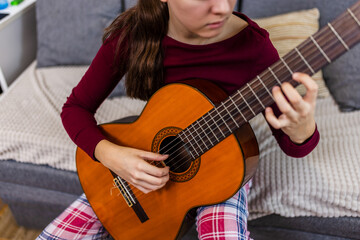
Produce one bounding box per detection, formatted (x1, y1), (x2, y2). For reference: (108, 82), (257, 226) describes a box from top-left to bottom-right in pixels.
(152, 127), (201, 182)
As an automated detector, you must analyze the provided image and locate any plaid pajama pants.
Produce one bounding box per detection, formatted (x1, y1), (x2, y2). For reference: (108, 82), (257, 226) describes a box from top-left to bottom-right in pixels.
(37, 181), (252, 240)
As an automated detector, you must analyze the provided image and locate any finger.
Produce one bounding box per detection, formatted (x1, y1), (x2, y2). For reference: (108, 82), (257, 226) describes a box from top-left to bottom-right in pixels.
(140, 151), (169, 162)
(141, 161), (170, 178)
(272, 86), (298, 121)
(131, 172), (169, 191)
(281, 82), (304, 112)
(132, 183), (152, 194)
(138, 151), (170, 176)
(132, 159), (169, 179)
(292, 72), (318, 104)
(134, 170), (169, 186)
(265, 107), (290, 129)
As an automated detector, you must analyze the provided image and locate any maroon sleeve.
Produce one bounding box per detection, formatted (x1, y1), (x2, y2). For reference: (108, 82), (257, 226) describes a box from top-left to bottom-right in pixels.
(254, 30), (320, 158)
(61, 36), (123, 160)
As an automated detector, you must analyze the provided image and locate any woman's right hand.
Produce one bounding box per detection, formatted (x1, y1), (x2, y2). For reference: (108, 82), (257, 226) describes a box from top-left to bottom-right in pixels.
(94, 139), (170, 194)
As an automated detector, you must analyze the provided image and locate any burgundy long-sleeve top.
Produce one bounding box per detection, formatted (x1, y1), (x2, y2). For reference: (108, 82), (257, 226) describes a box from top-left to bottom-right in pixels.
(61, 13), (319, 160)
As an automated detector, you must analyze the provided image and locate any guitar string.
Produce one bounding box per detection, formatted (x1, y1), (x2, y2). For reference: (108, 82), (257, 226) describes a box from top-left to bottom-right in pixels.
(118, 6), (360, 201)
(116, 5), (360, 200)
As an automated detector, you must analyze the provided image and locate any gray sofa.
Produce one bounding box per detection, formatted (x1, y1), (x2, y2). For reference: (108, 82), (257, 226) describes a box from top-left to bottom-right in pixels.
(0, 0), (359, 239)
(0, 160), (82, 228)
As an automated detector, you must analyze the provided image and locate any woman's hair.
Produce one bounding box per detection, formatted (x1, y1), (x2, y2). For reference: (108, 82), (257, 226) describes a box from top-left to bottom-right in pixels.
(103, 0), (169, 101)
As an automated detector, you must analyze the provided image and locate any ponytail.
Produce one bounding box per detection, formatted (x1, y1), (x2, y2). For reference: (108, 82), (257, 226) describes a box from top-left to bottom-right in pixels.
(103, 0), (169, 100)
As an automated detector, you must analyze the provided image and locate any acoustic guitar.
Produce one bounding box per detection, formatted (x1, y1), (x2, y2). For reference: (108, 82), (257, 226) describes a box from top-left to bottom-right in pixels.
(76, 2), (360, 239)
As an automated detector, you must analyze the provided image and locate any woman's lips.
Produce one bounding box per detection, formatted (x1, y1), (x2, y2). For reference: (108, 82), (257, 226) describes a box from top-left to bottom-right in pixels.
(207, 19), (226, 29)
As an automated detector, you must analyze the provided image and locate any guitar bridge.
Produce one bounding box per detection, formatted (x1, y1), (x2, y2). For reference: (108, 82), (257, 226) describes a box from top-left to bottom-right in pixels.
(109, 171), (149, 223)
(113, 177), (134, 207)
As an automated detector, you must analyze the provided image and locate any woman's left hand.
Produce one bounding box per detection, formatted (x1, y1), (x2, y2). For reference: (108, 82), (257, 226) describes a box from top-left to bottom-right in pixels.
(265, 72), (318, 144)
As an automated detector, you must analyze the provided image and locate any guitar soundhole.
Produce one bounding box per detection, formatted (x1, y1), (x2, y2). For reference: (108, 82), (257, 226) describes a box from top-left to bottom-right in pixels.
(152, 127), (200, 182)
(159, 136), (192, 173)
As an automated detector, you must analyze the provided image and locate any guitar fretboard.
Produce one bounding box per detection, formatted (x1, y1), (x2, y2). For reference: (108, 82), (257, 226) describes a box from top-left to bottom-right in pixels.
(178, 2), (360, 159)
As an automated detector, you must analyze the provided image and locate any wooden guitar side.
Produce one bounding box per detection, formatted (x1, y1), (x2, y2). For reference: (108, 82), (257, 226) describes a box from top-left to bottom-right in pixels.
(76, 80), (259, 239)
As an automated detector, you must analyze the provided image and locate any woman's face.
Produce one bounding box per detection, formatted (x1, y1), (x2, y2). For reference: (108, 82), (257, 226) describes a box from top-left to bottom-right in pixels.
(161, 0), (237, 44)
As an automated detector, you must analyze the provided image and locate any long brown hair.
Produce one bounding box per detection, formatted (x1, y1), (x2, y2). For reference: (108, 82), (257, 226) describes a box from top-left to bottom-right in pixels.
(103, 0), (169, 101)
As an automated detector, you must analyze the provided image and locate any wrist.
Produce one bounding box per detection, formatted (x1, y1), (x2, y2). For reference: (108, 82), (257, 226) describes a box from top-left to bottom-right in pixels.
(289, 121), (316, 144)
(94, 139), (119, 166)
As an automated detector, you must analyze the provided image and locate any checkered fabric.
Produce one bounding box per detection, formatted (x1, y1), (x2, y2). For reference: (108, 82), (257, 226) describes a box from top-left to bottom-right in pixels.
(196, 181), (252, 240)
(36, 194), (111, 240)
(37, 181), (252, 240)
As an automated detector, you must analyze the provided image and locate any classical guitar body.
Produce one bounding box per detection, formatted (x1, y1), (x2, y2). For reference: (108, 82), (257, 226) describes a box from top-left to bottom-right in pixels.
(76, 79), (259, 240)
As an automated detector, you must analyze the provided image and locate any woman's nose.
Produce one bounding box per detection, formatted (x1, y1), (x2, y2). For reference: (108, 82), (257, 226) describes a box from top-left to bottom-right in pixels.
(211, 0), (232, 15)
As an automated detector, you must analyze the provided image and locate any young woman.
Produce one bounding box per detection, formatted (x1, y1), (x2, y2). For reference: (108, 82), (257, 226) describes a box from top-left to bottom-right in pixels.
(37, 0), (319, 239)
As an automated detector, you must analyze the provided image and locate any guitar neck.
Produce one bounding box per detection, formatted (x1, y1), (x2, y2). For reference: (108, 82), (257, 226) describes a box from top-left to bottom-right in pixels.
(179, 1), (360, 159)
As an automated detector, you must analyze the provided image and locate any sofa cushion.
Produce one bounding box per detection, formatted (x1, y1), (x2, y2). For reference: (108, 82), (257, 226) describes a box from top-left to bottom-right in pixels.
(241, 0), (358, 27)
(241, 0), (360, 111)
(254, 8), (329, 98)
(36, 0), (122, 68)
(248, 96), (360, 220)
(124, 0), (137, 9)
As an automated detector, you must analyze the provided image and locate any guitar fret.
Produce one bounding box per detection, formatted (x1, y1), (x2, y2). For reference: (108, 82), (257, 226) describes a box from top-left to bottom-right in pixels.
(193, 121), (209, 151)
(222, 102), (239, 128)
(209, 111), (226, 138)
(280, 57), (294, 74)
(247, 83), (265, 109)
(215, 107), (232, 132)
(189, 125), (204, 154)
(328, 23), (350, 50)
(310, 36), (331, 63)
(198, 118), (214, 149)
(203, 114), (220, 142)
(268, 67), (282, 85)
(257, 75), (275, 102)
(238, 90), (255, 116)
(348, 8), (360, 27)
(230, 96), (247, 122)
(295, 47), (315, 74)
